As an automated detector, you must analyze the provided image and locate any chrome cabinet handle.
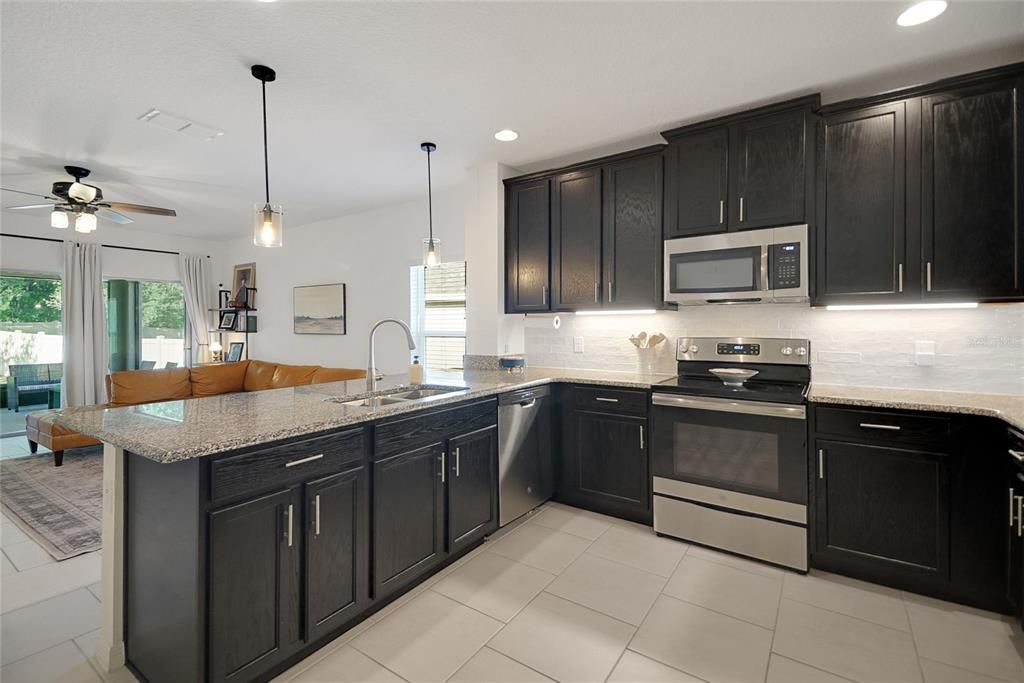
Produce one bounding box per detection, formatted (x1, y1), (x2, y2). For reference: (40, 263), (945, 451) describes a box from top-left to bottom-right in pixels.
(639, 425), (645, 450)
(1017, 496), (1022, 537)
(285, 453), (324, 468)
(314, 494), (321, 536)
(1009, 449), (1024, 462)
(859, 423), (901, 431)
(898, 263), (904, 293)
(1010, 487), (1016, 528)
(595, 397), (619, 403)
(739, 197), (745, 222)
(719, 199), (724, 225)
(541, 285), (547, 307)
(286, 504), (294, 547)
(608, 281), (614, 302)
(455, 447), (461, 477)
(926, 262), (933, 292)
(818, 449), (825, 480)
(595, 283), (600, 303)
(439, 451), (446, 483)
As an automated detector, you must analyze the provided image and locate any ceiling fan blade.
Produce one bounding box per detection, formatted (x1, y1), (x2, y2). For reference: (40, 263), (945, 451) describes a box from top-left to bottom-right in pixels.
(6, 203), (57, 210)
(97, 207), (134, 225)
(1, 187), (57, 200)
(100, 201), (176, 217)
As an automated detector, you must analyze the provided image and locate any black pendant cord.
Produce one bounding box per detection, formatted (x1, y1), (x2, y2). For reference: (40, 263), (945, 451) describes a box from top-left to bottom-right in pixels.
(426, 147), (433, 242)
(261, 79), (270, 205)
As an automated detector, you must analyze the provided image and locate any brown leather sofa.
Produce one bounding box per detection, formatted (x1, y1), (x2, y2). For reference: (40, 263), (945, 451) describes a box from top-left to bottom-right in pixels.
(26, 360), (366, 467)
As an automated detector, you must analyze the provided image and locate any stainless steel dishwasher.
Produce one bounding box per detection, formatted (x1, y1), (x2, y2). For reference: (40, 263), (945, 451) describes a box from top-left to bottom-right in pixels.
(498, 386), (553, 526)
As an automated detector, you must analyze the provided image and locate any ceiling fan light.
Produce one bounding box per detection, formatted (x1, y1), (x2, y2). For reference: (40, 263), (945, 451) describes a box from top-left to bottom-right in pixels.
(50, 209), (69, 229)
(74, 211), (97, 233)
(253, 203), (283, 247)
(68, 182), (98, 203)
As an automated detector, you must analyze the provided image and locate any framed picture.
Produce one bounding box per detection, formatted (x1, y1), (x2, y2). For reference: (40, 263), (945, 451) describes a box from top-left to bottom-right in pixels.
(226, 342), (245, 363)
(294, 283), (346, 335)
(231, 262), (256, 308)
(218, 311), (237, 330)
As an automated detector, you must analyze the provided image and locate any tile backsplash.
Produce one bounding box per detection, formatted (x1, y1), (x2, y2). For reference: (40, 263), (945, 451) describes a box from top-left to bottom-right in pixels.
(522, 304), (1024, 394)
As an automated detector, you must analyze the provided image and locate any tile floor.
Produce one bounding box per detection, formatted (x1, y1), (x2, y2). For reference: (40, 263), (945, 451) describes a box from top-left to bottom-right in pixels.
(3, 499), (1024, 683)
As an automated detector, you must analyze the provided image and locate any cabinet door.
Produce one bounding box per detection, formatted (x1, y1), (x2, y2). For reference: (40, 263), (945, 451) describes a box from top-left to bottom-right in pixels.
(305, 466), (369, 643)
(814, 440), (949, 584)
(551, 168), (603, 309)
(730, 110), (809, 231)
(372, 443), (445, 599)
(447, 425), (498, 554)
(664, 129), (728, 237)
(921, 79), (1023, 300)
(566, 410), (650, 523)
(506, 179), (551, 312)
(816, 102), (907, 303)
(603, 153), (664, 307)
(209, 488), (299, 683)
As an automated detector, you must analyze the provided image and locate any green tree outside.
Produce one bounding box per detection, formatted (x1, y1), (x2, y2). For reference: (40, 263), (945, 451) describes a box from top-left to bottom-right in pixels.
(0, 276), (61, 323)
(140, 281), (185, 332)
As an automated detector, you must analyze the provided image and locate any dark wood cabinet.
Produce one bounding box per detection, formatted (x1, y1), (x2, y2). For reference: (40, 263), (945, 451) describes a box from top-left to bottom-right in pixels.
(372, 443), (445, 599)
(816, 102), (907, 303)
(447, 425), (498, 554)
(664, 128), (728, 237)
(506, 179), (551, 312)
(209, 488), (300, 683)
(603, 153), (664, 306)
(551, 168), (603, 309)
(921, 77), (1023, 301)
(304, 466), (369, 643)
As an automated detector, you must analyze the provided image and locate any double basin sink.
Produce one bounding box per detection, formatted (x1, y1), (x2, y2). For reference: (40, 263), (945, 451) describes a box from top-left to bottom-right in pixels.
(326, 385), (466, 408)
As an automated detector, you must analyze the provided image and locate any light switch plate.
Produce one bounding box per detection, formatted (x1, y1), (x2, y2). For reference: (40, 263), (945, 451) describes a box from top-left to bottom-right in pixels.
(573, 336), (585, 353)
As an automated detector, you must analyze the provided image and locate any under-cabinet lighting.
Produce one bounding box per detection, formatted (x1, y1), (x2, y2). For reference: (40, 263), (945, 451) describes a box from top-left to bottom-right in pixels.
(575, 309), (657, 316)
(825, 302), (977, 311)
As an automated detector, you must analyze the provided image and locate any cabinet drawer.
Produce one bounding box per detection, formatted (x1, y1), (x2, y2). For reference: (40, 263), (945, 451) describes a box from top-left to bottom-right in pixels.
(574, 386), (648, 416)
(211, 428), (368, 503)
(815, 407), (952, 443)
(374, 399), (497, 459)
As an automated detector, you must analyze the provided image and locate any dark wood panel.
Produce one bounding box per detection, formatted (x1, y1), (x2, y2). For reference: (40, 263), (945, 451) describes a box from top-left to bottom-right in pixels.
(922, 79), (1023, 300)
(374, 399), (496, 460)
(506, 179), (551, 312)
(551, 168), (603, 308)
(664, 128), (728, 237)
(603, 153), (664, 307)
(729, 109), (808, 231)
(447, 425), (498, 554)
(816, 102), (907, 303)
(573, 385), (649, 416)
(814, 406), (951, 444)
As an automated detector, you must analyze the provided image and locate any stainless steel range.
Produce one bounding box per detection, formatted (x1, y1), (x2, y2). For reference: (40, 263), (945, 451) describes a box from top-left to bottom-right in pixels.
(650, 337), (810, 571)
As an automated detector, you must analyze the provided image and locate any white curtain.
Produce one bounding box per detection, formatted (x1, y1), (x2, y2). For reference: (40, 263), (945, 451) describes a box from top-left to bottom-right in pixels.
(178, 253), (212, 367)
(62, 242), (108, 407)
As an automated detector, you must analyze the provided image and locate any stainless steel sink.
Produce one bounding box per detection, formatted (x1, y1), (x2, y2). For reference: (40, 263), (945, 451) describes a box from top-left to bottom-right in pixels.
(386, 388), (456, 400)
(331, 396), (409, 408)
(325, 385), (465, 408)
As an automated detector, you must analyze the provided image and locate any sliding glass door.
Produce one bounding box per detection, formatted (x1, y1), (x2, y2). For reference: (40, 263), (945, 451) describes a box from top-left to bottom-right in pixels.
(106, 280), (186, 371)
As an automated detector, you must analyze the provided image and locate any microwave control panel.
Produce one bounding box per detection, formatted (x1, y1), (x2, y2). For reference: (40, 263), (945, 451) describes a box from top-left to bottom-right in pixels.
(770, 242), (801, 290)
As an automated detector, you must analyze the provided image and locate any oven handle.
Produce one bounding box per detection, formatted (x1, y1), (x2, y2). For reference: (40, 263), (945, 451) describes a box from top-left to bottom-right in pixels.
(652, 393), (806, 420)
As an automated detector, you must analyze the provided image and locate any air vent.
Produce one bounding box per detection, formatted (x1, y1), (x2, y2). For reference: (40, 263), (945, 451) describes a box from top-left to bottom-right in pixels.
(137, 109), (224, 141)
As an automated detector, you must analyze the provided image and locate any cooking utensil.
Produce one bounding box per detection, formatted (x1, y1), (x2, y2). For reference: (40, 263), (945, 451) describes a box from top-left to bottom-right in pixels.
(637, 332), (648, 348)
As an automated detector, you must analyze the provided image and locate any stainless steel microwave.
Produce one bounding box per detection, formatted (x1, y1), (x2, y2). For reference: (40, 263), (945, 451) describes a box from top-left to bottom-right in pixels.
(663, 225), (809, 305)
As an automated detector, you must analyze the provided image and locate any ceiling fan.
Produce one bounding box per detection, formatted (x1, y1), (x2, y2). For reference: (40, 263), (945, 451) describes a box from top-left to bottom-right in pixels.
(1, 165), (177, 233)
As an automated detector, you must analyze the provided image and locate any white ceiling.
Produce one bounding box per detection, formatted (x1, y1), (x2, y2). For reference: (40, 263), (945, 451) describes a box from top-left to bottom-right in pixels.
(2, 1), (1022, 241)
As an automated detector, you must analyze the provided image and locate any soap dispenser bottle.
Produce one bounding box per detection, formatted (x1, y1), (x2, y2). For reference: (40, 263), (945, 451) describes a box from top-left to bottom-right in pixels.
(409, 355), (424, 384)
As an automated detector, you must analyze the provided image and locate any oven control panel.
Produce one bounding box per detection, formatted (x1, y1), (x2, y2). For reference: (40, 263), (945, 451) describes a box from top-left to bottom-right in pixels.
(717, 342), (760, 355)
(677, 337), (810, 365)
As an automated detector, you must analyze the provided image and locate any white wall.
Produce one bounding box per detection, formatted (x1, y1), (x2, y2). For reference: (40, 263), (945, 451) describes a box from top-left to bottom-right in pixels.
(218, 189), (463, 374)
(522, 304), (1024, 394)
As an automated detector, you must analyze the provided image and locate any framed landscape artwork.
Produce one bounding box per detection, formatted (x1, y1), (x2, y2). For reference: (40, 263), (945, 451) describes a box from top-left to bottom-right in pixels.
(294, 283), (346, 335)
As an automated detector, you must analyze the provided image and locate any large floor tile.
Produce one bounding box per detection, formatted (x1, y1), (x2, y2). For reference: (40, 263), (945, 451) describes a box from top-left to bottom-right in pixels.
(86, 582), (102, 601)
(585, 524), (687, 577)
(0, 640), (102, 683)
(630, 595), (772, 683)
(545, 553), (666, 626)
(1, 521), (30, 547)
(489, 592), (634, 683)
(350, 590), (502, 683)
(0, 552), (101, 614)
(529, 505), (613, 540)
(608, 651), (702, 682)
(783, 570), (910, 631)
(4, 539), (56, 571)
(662, 555), (781, 629)
(1, 587), (100, 665)
(684, 544), (784, 580)
(1, 551), (16, 576)
(773, 599), (922, 683)
(448, 647), (554, 683)
(290, 645), (405, 682)
(487, 522), (590, 574)
(71, 630), (139, 683)
(431, 551), (554, 622)
(919, 658), (1012, 683)
(766, 654), (854, 683)
(904, 592), (1024, 682)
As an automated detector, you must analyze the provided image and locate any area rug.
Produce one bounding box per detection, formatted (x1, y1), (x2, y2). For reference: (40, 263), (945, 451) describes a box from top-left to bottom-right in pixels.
(1, 447), (103, 560)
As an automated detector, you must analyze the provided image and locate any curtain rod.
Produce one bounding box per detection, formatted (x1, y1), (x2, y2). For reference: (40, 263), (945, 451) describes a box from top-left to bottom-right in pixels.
(0, 232), (210, 257)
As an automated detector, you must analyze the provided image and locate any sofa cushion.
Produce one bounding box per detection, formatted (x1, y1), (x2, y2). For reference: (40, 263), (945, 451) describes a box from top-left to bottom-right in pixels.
(311, 367), (367, 384)
(242, 360), (279, 392)
(270, 364), (319, 388)
(108, 368), (192, 407)
(190, 361), (251, 397)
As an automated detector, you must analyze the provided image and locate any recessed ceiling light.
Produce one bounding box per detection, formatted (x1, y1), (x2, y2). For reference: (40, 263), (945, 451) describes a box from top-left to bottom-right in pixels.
(494, 129), (519, 142)
(897, 0), (948, 26)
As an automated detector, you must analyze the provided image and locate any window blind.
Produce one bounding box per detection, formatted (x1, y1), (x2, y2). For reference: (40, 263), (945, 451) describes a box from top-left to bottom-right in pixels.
(410, 261), (466, 371)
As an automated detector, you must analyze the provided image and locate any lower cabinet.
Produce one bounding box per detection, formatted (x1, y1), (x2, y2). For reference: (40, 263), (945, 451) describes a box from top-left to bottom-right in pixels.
(448, 425), (499, 554)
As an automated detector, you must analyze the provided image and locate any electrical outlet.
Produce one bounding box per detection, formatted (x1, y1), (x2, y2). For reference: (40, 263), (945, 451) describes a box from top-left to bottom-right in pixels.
(915, 340), (936, 366)
(573, 336), (585, 353)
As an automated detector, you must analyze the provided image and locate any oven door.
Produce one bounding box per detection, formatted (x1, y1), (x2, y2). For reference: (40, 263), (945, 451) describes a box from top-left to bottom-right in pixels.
(663, 233), (768, 305)
(650, 393), (807, 505)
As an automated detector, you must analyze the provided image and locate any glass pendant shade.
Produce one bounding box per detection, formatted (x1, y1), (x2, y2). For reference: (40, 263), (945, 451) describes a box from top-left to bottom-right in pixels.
(253, 203), (283, 247)
(422, 237), (441, 267)
(74, 211), (97, 233)
(50, 209), (69, 229)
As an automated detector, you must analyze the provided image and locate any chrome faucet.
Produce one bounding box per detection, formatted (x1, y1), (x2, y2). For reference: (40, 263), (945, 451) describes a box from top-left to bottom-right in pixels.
(367, 318), (417, 392)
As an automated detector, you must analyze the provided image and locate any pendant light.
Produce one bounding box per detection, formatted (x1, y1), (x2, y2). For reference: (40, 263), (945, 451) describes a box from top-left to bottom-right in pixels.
(420, 142), (440, 267)
(251, 64), (283, 247)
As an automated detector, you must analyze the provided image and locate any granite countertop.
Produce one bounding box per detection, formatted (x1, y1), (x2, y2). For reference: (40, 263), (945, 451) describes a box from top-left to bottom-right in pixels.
(808, 384), (1024, 432)
(53, 367), (675, 463)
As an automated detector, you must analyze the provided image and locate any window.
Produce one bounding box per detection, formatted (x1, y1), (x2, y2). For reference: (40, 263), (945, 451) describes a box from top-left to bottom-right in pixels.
(410, 262), (466, 371)
(106, 280), (186, 371)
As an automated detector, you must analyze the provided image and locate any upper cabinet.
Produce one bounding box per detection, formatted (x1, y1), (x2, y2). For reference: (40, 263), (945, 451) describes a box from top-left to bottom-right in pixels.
(551, 168), (603, 308)
(663, 96), (817, 238)
(603, 153), (664, 307)
(505, 179), (551, 312)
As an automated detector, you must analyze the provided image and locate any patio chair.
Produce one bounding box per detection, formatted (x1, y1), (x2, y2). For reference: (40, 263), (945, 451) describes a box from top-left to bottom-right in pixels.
(140, 361), (156, 370)
(6, 363), (62, 412)
(163, 362), (178, 368)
